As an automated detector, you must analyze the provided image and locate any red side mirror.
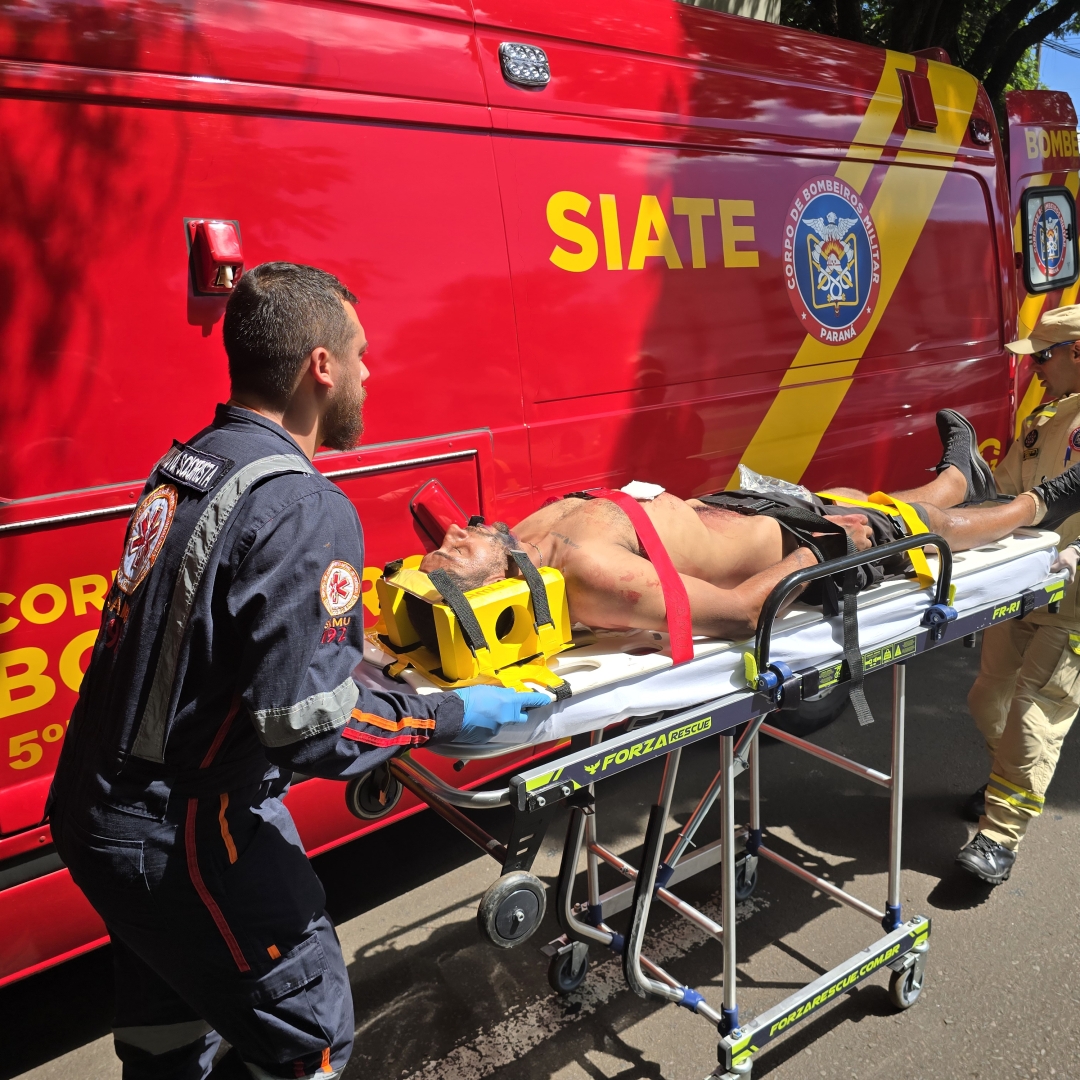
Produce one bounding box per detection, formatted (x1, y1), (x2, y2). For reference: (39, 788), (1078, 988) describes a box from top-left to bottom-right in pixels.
(410, 478), (469, 546)
(187, 219), (244, 293)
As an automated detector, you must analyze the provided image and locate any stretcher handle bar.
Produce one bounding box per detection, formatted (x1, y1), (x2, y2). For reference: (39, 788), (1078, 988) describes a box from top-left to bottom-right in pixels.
(758, 722), (892, 787)
(396, 753), (510, 808)
(755, 532), (953, 670)
(389, 759), (508, 864)
(624, 750), (684, 1004)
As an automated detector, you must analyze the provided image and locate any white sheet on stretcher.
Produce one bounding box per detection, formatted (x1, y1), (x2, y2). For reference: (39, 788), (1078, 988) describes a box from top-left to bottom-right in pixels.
(357, 530), (1059, 757)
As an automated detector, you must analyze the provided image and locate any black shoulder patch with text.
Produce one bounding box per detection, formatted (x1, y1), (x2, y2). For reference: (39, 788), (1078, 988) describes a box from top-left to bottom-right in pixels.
(157, 441), (233, 494)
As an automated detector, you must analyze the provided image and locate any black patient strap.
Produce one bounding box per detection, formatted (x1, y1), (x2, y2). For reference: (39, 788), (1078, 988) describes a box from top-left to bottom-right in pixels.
(698, 492), (875, 726)
(425, 563), (571, 701)
(427, 569), (489, 656)
(509, 550), (556, 629)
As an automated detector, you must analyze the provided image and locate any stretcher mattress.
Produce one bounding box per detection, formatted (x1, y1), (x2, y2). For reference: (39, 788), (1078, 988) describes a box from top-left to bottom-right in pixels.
(358, 530), (1059, 757)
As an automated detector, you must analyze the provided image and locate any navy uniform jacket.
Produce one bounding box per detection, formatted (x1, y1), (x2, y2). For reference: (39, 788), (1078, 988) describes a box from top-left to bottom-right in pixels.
(50, 405), (463, 826)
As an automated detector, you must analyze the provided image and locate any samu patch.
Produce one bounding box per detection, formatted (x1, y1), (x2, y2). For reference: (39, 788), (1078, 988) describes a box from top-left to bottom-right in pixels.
(1069, 427), (1080, 452)
(321, 616), (352, 645)
(321, 560), (361, 616)
(1024, 429), (1039, 449)
(158, 441), (232, 493)
(117, 485), (177, 594)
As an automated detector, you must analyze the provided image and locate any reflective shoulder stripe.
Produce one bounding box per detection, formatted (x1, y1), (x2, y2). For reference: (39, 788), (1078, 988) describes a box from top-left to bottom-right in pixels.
(252, 676), (360, 748)
(131, 454), (315, 763)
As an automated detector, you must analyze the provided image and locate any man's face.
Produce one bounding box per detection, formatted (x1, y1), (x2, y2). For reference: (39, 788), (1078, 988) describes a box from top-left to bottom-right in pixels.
(1033, 341), (1080, 400)
(419, 523), (514, 591)
(321, 301), (370, 451)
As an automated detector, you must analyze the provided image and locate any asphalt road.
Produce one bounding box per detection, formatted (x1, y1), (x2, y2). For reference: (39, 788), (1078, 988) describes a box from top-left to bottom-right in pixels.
(4, 639), (1079, 1080)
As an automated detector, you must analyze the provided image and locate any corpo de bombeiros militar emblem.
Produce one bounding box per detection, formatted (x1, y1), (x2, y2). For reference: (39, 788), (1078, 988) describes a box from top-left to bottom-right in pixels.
(785, 176), (881, 344)
(1030, 199), (1068, 280)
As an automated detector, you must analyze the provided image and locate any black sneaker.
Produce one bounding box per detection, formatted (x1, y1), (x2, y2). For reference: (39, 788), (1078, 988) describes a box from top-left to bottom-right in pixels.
(1033, 461), (1080, 530)
(961, 784), (986, 823)
(956, 831), (1016, 885)
(935, 410), (996, 503)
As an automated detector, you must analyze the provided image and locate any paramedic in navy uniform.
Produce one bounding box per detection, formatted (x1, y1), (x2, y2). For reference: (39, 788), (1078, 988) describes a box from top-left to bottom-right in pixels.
(46, 262), (547, 1080)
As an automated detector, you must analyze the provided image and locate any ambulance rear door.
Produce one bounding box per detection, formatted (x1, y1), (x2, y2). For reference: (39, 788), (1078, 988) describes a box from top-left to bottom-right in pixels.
(1006, 90), (1080, 441)
(0, 0), (532, 983)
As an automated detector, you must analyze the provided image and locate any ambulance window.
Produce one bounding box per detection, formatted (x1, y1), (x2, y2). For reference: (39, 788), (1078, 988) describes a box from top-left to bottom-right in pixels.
(858, 168), (1000, 364)
(1021, 186), (1079, 294)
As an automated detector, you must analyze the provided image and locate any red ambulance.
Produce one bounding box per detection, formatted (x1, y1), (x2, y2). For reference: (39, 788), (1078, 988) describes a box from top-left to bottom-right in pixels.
(1, 0), (1078, 986)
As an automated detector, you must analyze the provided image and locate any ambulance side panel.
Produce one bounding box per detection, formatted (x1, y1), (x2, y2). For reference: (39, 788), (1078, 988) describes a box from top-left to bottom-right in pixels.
(479, 0), (1014, 492)
(0, 0), (554, 987)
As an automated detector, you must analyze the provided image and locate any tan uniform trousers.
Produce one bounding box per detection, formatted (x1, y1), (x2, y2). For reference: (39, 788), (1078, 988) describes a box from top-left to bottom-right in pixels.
(968, 619), (1080, 849)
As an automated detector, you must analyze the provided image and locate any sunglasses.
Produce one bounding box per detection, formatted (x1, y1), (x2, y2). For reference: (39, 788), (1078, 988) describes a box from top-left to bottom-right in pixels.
(1032, 340), (1076, 363)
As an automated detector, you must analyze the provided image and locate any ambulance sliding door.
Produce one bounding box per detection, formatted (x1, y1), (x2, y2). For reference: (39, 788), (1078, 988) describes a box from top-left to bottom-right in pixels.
(477, 0), (1009, 496)
(0, 0), (528, 984)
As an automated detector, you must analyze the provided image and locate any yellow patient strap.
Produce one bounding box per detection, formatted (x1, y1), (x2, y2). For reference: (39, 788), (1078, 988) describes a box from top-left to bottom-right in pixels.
(816, 491), (935, 588)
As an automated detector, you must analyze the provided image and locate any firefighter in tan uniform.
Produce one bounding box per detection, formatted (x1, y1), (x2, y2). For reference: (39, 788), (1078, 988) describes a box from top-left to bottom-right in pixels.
(957, 305), (1080, 885)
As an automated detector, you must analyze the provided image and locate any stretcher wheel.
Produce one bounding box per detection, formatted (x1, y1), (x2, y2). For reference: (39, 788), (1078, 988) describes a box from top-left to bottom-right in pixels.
(772, 684), (850, 737)
(547, 946), (590, 994)
(734, 855), (758, 901)
(888, 962), (925, 1010)
(477, 871), (546, 948)
(345, 766), (403, 820)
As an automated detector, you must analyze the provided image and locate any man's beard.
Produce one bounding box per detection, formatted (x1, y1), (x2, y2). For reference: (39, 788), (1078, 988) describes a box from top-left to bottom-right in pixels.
(322, 374), (367, 451)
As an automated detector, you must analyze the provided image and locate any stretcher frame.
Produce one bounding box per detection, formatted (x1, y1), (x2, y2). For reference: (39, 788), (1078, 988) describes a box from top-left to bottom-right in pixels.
(385, 533), (1066, 1078)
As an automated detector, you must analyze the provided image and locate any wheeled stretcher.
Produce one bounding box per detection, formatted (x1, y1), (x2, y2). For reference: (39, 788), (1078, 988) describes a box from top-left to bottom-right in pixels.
(356, 528), (1065, 1077)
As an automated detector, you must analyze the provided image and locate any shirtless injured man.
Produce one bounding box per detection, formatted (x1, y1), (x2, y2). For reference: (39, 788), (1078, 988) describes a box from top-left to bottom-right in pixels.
(419, 412), (1080, 641)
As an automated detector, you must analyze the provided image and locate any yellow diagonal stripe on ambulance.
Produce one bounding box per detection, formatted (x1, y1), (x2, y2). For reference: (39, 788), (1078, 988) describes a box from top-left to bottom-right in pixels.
(732, 56), (978, 484)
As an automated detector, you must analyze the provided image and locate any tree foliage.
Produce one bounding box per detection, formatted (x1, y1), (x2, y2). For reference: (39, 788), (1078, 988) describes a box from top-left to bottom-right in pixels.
(779, 0), (1080, 106)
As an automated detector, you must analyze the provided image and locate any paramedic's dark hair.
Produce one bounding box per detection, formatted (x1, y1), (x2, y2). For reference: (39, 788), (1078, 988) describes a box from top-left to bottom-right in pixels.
(223, 262), (358, 410)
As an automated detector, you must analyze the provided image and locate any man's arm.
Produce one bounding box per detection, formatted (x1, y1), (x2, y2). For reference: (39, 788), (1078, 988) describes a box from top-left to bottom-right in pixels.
(228, 486), (463, 780)
(563, 541), (819, 642)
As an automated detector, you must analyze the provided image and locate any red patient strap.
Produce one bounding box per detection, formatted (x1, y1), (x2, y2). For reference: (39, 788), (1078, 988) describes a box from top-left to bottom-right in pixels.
(590, 488), (694, 665)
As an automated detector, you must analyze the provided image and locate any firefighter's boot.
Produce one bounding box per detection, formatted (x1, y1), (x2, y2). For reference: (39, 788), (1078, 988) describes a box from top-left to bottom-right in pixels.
(956, 831), (1016, 885)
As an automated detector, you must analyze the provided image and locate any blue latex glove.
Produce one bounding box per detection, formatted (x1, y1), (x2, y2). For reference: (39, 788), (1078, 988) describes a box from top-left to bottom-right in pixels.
(453, 685), (552, 745)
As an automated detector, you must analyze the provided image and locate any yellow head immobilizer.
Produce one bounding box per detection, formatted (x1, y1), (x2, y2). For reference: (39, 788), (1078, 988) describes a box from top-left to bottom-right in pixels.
(373, 551), (573, 698)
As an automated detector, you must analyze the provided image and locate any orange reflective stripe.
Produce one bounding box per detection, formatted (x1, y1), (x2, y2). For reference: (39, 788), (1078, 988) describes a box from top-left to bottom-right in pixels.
(267, 944), (281, 960)
(218, 794), (238, 865)
(350, 710), (435, 732)
(321, 1046), (333, 1074)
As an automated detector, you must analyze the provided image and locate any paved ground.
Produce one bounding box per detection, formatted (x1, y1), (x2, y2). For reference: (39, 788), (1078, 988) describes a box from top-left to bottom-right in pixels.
(3, 639), (1079, 1080)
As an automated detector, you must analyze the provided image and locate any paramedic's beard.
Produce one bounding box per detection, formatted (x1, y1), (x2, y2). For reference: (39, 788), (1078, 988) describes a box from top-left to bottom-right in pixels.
(322, 379), (367, 451)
